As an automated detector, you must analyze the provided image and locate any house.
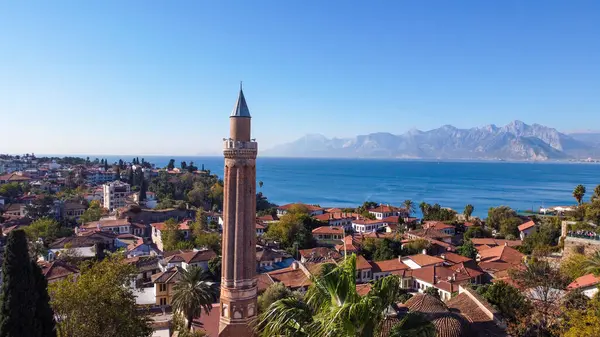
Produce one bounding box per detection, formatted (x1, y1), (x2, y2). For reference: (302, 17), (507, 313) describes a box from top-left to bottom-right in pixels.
(47, 236), (108, 261)
(411, 261), (484, 301)
(62, 202), (86, 221)
(150, 220), (191, 251)
(152, 266), (182, 306)
(470, 238), (522, 252)
(477, 245), (524, 281)
(356, 255), (373, 283)
(352, 218), (385, 233)
(2, 204), (26, 217)
(423, 221), (456, 236)
(265, 261), (312, 292)
(312, 226), (345, 242)
(80, 218), (144, 236)
(567, 273), (600, 298)
(256, 214), (279, 224)
(335, 235), (360, 255)
(368, 205), (406, 220)
(256, 247), (290, 271)
(159, 249), (217, 272)
(518, 220), (536, 240)
(298, 247), (342, 263)
(371, 258), (411, 286)
(0, 173), (31, 184)
(102, 180), (131, 211)
(402, 294), (470, 337)
(404, 228), (457, 254)
(277, 203), (325, 217)
(124, 256), (161, 287)
(256, 222), (266, 236)
(38, 260), (79, 283)
(115, 234), (160, 258)
(400, 254), (445, 270)
(313, 212), (356, 230)
(446, 285), (507, 336)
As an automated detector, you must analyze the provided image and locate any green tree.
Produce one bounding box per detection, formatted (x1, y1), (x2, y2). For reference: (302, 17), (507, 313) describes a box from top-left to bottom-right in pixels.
(139, 178), (147, 201)
(167, 159), (175, 170)
(463, 204), (474, 221)
(423, 287), (440, 299)
(258, 180), (264, 190)
(561, 253), (589, 281)
(31, 261), (57, 337)
(402, 239), (430, 255)
(388, 312), (436, 337)
(49, 255), (152, 337)
(195, 232), (221, 255)
(458, 240), (477, 259)
(592, 184), (600, 202)
(0, 230), (36, 337)
(171, 267), (218, 331)
(180, 161), (187, 170)
(0, 182), (23, 202)
(463, 226), (491, 241)
(477, 281), (530, 322)
(560, 295), (600, 337)
(499, 217), (522, 238)
(79, 200), (105, 224)
(257, 255), (420, 337)
(584, 251), (600, 276)
(486, 206), (518, 231)
(162, 218), (184, 252)
(403, 200), (415, 216)
(25, 195), (55, 220)
(573, 184), (586, 206)
(258, 282), (294, 313)
(208, 257), (221, 280)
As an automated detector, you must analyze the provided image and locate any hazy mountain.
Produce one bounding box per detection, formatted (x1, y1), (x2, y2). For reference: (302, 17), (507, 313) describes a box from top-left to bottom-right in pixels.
(568, 132), (600, 148)
(264, 121), (597, 161)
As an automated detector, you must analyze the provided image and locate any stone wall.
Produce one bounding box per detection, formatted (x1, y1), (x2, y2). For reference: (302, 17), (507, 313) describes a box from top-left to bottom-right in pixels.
(563, 236), (600, 260)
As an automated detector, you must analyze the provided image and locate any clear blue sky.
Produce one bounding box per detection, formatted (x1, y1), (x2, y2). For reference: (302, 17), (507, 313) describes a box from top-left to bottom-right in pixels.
(1, 1), (599, 155)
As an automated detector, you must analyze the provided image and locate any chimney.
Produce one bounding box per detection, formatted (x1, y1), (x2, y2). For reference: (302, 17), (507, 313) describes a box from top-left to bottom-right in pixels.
(504, 242), (508, 246)
(291, 261), (299, 270)
(440, 254), (446, 260)
(96, 222), (101, 231)
(422, 249), (427, 255)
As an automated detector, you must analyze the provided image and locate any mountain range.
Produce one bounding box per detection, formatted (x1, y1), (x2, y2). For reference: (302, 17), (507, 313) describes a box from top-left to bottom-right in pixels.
(263, 121), (600, 161)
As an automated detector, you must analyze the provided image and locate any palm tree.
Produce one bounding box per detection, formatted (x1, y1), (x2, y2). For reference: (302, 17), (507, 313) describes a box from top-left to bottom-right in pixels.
(171, 267), (219, 331)
(573, 184), (586, 205)
(584, 251), (600, 276)
(419, 202), (430, 218)
(257, 255), (427, 337)
(403, 200), (415, 217)
(389, 312), (437, 337)
(463, 204), (474, 221)
(592, 184), (600, 202)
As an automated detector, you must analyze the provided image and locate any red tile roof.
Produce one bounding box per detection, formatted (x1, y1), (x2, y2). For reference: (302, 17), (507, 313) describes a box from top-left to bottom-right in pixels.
(81, 218), (130, 229)
(352, 218), (384, 225)
(257, 214), (279, 222)
(355, 255), (373, 270)
(567, 273), (600, 290)
(470, 238), (522, 248)
(267, 265), (311, 289)
(404, 254), (445, 267)
(439, 252), (472, 264)
(312, 226), (345, 235)
(163, 249), (217, 264)
(192, 304), (220, 337)
(518, 220), (535, 232)
(370, 259), (409, 273)
(369, 205), (401, 213)
(356, 283), (372, 296)
(313, 212), (357, 222)
(298, 247), (342, 262)
(424, 221), (455, 231)
(38, 260), (79, 282)
(150, 220), (191, 231)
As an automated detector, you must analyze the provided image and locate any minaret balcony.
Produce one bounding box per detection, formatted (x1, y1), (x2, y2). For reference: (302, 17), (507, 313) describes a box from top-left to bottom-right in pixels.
(223, 139), (258, 150)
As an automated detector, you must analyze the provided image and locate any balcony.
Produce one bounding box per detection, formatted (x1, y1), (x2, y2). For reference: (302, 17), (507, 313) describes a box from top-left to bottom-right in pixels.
(223, 138), (257, 150)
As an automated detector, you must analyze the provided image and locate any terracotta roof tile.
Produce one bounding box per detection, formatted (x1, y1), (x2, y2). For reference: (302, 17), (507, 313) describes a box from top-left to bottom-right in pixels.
(312, 226), (345, 235)
(355, 255), (373, 270)
(404, 254), (445, 267)
(518, 220), (536, 232)
(267, 265), (311, 289)
(356, 283), (372, 296)
(371, 259), (409, 273)
(568, 273), (600, 289)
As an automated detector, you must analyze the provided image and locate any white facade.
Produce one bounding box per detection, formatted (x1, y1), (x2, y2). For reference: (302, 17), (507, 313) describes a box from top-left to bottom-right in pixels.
(352, 219), (385, 233)
(103, 181), (131, 211)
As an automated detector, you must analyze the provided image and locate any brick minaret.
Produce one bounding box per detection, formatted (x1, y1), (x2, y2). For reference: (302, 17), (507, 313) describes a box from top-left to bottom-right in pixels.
(219, 84), (258, 337)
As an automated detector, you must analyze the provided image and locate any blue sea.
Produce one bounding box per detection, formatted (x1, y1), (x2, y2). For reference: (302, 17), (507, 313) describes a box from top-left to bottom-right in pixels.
(89, 156), (599, 217)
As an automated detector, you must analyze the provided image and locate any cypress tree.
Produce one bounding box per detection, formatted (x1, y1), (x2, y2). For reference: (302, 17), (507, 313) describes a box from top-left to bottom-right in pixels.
(139, 178), (147, 201)
(31, 261), (56, 337)
(0, 230), (35, 337)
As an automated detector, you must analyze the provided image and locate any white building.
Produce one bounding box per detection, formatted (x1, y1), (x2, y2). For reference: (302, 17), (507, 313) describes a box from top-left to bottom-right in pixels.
(351, 218), (385, 233)
(103, 181), (131, 211)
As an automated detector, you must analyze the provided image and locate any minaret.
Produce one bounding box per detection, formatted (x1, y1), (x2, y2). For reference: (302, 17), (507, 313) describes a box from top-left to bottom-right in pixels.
(219, 84), (258, 337)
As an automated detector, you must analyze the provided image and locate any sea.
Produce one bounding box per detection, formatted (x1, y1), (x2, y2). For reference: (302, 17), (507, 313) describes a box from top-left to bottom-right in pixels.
(80, 156), (600, 218)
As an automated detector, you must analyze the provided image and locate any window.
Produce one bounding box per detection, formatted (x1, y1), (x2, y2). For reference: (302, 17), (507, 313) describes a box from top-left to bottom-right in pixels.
(159, 298), (167, 306)
(159, 283), (167, 292)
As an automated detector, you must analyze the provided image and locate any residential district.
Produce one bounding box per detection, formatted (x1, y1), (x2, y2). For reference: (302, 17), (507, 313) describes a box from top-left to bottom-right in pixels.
(1, 89), (600, 337)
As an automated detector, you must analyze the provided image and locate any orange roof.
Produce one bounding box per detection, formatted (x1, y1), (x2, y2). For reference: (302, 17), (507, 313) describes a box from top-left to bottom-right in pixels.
(470, 238), (522, 247)
(356, 283), (372, 296)
(439, 252), (472, 264)
(326, 208), (343, 213)
(518, 220), (535, 232)
(424, 221), (455, 230)
(150, 220), (191, 231)
(352, 218), (384, 225)
(267, 265), (311, 289)
(312, 226), (345, 235)
(298, 247), (342, 262)
(313, 212), (357, 222)
(257, 214), (279, 222)
(278, 203), (323, 212)
(568, 273), (600, 290)
(355, 255), (373, 270)
(81, 218), (130, 229)
(478, 245), (524, 264)
(369, 205), (400, 213)
(371, 259), (409, 273)
(404, 254), (445, 267)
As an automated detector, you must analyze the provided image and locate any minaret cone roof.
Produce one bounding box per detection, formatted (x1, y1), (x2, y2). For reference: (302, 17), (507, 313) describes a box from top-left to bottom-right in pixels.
(230, 84), (251, 118)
